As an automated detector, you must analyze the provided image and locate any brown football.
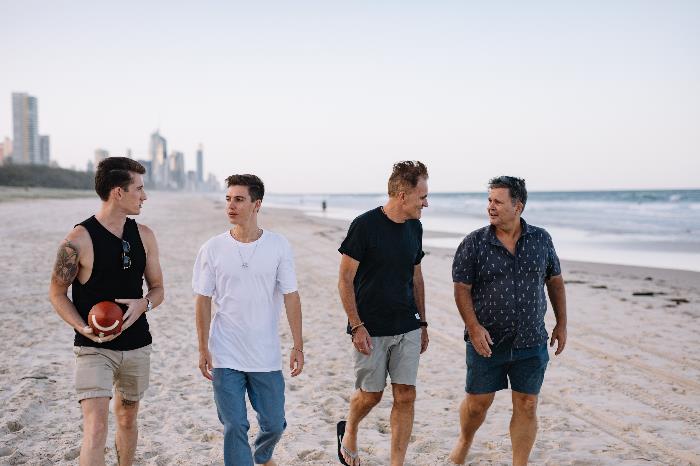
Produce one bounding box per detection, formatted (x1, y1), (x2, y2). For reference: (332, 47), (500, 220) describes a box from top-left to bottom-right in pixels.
(88, 301), (124, 337)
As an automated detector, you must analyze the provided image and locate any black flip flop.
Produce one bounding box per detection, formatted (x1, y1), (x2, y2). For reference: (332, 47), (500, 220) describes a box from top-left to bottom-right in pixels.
(337, 420), (359, 465)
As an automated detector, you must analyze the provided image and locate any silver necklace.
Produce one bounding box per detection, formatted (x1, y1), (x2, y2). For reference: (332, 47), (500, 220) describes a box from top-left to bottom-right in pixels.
(233, 229), (262, 268)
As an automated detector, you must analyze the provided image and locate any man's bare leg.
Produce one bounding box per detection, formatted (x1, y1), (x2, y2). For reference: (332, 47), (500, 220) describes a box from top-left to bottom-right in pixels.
(342, 389), (383, 463)
(389, 384), (416, 466)
(449, 393), (495, 464)
(80, 397), (110, 466)
(113, 392), (140, 466)
(510, 391), (538, 466)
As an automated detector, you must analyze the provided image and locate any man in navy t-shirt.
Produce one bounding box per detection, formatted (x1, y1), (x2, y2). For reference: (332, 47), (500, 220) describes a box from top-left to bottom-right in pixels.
(336, 161), (430, 466)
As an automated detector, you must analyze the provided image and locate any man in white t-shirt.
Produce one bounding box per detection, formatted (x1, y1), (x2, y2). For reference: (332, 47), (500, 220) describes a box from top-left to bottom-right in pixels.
(193, 174), (304, 466)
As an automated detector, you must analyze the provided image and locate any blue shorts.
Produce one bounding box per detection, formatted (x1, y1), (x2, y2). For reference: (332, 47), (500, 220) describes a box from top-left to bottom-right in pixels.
(465, 340), (549, 395)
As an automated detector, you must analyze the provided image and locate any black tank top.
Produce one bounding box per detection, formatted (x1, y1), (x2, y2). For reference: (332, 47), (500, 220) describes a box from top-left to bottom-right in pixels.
(72, 215), (152, 350)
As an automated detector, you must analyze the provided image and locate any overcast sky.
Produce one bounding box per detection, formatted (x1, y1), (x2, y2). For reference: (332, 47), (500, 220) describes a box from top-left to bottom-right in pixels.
(2, 0), (698, 193)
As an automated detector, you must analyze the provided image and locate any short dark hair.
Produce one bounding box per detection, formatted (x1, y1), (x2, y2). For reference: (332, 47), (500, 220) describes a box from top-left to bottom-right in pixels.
(387, 161), (428, 197)
(488, 176), (528, 208)
(95, 157), (146, 201)
(225, 174), (265, 202)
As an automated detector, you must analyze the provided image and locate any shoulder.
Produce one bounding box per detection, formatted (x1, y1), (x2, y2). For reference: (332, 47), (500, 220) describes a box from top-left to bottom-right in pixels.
(65, 224), (91, 249)
(525, 224), (552, 242)
(200, 232), (229, 252)
(136, 222), (156, 242)
(262, 230), (292, 249)
(466, 225), (490, 243)
(355, 207), (380, 223)
(456, 226), (489, 253)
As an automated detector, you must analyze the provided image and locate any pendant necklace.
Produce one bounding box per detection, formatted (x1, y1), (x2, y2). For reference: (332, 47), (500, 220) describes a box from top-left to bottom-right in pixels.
(233, 228), (262, 268)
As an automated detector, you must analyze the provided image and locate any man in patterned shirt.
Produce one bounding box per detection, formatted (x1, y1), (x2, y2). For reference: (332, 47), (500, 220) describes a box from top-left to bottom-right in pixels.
(449, 176), (567, 466)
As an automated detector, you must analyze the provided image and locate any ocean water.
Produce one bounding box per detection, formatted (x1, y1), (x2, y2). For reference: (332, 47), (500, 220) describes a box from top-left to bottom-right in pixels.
(265, 190), (700, 272)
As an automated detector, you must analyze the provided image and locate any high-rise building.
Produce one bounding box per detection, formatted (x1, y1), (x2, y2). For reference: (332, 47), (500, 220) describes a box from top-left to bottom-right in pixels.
(12, 92), (39, 164)
(0, 144), (4, 166)
(136, 159), (152, 184)
(169, 151), (185, 189)
(39, 135), (50, 165)
(186, 170), (197, 191)
(196, 144), (204, 184)
(3, 137), (12, 160)
(149, 131), (167, 188)
(94, 148), (109, 168)
(87, 160), (95, 173)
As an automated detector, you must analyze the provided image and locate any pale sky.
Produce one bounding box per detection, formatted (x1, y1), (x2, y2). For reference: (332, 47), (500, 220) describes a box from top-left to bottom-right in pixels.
(2, 0), (698, 193)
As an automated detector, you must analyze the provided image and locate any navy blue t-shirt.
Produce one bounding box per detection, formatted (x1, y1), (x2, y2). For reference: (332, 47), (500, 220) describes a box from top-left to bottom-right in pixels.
(339, 207), (425, 337)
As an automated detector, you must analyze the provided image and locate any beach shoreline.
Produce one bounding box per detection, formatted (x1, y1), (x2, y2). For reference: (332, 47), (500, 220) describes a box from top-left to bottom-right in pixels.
(1, 192), (698, 465)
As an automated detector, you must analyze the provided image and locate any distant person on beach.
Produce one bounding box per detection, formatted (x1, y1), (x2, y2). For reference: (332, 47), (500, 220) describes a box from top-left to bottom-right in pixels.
(193, 174), (304, 466)
(322, 199), (327, 212)
(48, 157), (165, 466)
(336, 161), (430, 466)
(449, 176), (567, 466)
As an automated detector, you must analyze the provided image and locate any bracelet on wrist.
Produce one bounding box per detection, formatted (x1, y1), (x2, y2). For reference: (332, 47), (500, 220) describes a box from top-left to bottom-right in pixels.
(419, 321), (428, 328)
(350, 322), (365, 334)
(291, 347), (304, 354)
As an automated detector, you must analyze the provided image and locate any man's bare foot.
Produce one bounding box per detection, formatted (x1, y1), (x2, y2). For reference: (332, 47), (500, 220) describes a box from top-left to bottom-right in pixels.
(448, 439), (469, 464)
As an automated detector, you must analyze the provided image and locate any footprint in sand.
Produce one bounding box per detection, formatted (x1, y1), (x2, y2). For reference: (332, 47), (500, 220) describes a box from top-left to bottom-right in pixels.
(297, 449), (326, 460)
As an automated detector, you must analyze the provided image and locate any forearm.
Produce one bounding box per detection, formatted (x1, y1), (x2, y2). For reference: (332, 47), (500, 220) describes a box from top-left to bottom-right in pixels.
(413, 278), (426, 321)
(284, 292), (303, 349)
(547, 276), (567, 326)
(454, 283), (480, 330)
(195, 296), (212, 352)
(144, 284), (165, 309)
(338, 277), (362, 326)
(49, 291), (87, 332)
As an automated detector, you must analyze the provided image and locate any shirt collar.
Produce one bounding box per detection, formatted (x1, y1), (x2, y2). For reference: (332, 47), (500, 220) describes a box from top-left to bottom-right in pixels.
(487, 217), (531, 246)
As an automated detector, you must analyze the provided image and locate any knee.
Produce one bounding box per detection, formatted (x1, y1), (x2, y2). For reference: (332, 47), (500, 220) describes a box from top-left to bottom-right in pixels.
(357, 390), (383, 408)
(261, 418), (286, 436)
(223, 417), (250, 434)
(513, 396), (538, 417)
(466, 399), (491, 419)
(114, 405), (138, 430)
(392, 387), (416, 406)
(115, 412), (138, 432)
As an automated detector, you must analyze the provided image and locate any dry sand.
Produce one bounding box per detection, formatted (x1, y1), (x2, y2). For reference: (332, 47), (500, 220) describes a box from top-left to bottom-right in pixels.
(1, 192), (698, 465)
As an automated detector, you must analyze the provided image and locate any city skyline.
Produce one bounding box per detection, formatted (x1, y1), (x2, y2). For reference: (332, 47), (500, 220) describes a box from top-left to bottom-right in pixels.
(2, 90), (217, 191)
(1, 1), (699, 193)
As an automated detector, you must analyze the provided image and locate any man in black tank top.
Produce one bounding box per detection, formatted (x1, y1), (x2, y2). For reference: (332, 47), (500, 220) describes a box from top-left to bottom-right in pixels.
(49, 157), (164, 466)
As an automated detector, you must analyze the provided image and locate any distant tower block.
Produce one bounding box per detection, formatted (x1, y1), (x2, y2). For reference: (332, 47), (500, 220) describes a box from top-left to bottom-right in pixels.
(94, 148), (109, 167)
(196, 143), (204, 184)
(12, 92), (39, 164)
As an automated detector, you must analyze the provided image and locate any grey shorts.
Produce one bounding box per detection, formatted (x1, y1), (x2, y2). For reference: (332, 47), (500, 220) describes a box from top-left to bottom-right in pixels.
(354, 329), (421, 392)
(74, 345), (151, 403)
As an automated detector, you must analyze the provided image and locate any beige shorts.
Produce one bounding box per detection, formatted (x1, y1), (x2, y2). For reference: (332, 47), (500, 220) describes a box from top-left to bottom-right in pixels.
(73, 345), (151, 403)
(354, 329), (421, 392)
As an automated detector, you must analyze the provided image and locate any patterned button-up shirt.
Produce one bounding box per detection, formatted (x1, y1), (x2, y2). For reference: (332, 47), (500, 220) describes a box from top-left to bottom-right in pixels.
(452, 218), (561, 348)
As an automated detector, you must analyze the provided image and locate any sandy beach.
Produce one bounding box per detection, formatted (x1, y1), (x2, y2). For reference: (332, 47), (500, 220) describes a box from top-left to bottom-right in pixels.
(1, 191), (699, 465)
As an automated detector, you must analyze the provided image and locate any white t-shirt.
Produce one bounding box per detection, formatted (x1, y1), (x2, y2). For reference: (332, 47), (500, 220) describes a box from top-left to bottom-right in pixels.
(192, 230), (298, 372)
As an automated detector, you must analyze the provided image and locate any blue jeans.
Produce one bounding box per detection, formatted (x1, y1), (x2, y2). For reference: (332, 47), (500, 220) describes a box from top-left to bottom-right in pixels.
(212, 368), (287, 466)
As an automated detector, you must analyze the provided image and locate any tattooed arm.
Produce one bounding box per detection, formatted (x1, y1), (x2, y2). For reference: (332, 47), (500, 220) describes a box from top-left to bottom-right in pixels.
(48, 227), (116, 342)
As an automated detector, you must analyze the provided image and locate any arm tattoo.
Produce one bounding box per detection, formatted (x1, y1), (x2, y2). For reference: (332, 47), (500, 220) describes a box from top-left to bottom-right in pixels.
(51, 240), (79, 286)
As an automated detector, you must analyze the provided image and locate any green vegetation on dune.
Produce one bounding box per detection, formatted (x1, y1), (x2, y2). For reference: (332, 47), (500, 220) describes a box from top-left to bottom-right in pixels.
(0, 165), (94, 189)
